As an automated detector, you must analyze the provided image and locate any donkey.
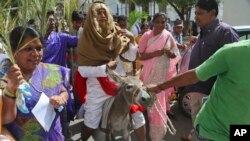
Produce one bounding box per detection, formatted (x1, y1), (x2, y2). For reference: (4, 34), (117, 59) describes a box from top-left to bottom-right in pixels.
(92, 69), (155, 141)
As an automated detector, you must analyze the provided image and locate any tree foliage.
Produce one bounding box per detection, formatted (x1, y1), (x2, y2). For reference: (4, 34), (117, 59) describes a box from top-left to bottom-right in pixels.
(165, 0), (196, 35)
(63, 0), (79, 29)
(118, 0), (196, 35)
(127, 11), (147, 29)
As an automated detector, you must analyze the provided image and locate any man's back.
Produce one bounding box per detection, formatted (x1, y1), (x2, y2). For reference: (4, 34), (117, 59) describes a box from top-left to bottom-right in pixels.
(194, 39), (250, 141)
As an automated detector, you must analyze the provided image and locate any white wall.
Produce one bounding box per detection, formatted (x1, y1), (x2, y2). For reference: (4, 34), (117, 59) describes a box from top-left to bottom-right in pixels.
(105, 0), (120, 15)
(223, 0), (250, 26)
(79, 0), (127, 15)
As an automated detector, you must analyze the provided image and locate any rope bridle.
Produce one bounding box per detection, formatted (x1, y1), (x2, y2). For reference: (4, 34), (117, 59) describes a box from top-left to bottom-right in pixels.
(119, 83), (140, 105)
(119, 84), (156, 107)
(150, 98), (176, 135)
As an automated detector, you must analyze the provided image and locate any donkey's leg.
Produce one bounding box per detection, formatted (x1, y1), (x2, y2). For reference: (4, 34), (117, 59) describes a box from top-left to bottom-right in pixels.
(81, 124), (94, 141)
(92, 129), (108, 141)
(122, 129), (131, 141)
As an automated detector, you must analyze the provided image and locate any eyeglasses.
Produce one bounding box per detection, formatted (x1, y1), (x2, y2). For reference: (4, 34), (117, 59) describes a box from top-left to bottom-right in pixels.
(22, 46), (43, 53)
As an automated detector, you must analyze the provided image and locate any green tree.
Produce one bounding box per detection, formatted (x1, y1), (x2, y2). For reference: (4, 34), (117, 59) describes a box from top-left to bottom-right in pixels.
(127, 11), (147, 29)
(118, 0), (152, 13)
(118, 0), (195, 35)
(163, 0), (196, 35)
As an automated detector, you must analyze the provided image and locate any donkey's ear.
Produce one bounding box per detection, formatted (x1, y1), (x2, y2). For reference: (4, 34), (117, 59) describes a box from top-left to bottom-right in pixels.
(106, 68), (125, 83)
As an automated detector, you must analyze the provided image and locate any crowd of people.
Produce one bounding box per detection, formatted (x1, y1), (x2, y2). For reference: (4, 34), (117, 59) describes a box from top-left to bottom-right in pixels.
(0, 0), (248, 141)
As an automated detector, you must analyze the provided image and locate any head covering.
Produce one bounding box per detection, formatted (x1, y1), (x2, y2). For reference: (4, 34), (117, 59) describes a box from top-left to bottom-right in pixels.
(77, 1), (129, 66)
(174, 19), (183, 27)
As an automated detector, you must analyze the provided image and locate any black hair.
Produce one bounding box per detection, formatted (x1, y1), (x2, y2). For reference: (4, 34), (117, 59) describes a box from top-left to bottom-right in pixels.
(195, 0), (218, 16)
(9, 26), (43, 52)
(140, 22), (149, 30)
(47, 9), (55, 17)
(71, 10), (84, 22)
(113, 14), (118, 19)
(152, 13), (167, 23)
(27, 19), (35, 25)
(117, 15), (127, 22)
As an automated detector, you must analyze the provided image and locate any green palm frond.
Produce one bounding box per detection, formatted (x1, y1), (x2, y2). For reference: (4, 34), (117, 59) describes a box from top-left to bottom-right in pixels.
(31, 0), (56, 36)
(128, 11), (147, 29)
(63, 0), (79, 28)
(0, 0), (57, 63)
(0, 0), (18, 63)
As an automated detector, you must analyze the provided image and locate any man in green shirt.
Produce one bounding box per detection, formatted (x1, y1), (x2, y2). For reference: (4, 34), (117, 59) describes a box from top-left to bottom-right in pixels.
(147, 39), (250, 141)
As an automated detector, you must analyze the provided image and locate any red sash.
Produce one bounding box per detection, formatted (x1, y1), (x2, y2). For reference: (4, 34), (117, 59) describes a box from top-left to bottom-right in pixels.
(74, 70), (117, 104)
(74, 70), (144, 113)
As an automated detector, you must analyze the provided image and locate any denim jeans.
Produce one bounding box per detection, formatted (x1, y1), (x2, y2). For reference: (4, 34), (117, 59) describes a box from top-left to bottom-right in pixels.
(195, 125), (214, 141)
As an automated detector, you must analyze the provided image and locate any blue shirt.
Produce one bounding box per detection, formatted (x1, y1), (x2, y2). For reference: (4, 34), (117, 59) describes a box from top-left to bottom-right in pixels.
(186, 18), (239, 94)
(43, 31), (78, 67)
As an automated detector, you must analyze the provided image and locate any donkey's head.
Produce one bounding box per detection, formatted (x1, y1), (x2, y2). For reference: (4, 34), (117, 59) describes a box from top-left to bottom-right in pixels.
(108, 69), (155, 107)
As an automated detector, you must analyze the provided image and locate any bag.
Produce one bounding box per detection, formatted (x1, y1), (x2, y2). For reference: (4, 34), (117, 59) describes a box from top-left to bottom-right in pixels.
(0, 88), (16, 141)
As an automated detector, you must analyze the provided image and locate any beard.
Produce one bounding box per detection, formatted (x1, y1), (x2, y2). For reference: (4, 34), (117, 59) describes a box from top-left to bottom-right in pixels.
(98, 21), (110, 37)
(93, 18), (111, 37)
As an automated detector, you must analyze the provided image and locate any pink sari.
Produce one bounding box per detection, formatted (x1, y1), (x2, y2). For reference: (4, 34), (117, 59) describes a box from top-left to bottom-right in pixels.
(139, 29), (180, 141)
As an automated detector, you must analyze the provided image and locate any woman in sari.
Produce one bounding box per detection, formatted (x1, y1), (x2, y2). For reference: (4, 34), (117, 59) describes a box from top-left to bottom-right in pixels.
(138, 13), (180, 141)
(2, 26), (71, 141)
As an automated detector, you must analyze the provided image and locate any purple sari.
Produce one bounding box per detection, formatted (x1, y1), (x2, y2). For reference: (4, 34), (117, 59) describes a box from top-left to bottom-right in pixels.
(6, 63), (71, 141)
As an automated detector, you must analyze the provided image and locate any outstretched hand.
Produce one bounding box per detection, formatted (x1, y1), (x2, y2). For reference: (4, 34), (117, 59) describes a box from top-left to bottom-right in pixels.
(146, 84), (162, 94)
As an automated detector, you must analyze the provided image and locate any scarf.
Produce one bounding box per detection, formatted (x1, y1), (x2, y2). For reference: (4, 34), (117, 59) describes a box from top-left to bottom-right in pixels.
(74, 70), (117, 104)
(77, 3), (129, 66)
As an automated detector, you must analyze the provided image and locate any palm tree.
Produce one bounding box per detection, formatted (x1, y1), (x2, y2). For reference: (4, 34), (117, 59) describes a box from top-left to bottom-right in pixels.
(128, 11), (147, 30)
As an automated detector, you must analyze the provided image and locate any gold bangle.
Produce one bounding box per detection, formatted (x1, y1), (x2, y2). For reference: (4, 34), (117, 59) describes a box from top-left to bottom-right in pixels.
(4, 88), (16, 99)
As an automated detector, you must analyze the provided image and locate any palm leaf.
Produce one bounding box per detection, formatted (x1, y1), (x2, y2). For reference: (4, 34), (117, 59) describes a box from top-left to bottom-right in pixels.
(128, 11), (147, 29)
(0, 1), (18, 63)
(63, 0), (79, 29)
(0, 0), (57, 63)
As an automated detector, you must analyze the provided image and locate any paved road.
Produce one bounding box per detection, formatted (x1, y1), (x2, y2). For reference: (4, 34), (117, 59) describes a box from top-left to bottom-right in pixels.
(164, 101), (194, 141)
(69, 101), (195, 141)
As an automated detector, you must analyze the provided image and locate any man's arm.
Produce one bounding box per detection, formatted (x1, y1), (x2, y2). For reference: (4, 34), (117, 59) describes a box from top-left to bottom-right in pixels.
(78, 61), (117, 78)
(147, 44), (228, 93)
(147, 69), (199, 93)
